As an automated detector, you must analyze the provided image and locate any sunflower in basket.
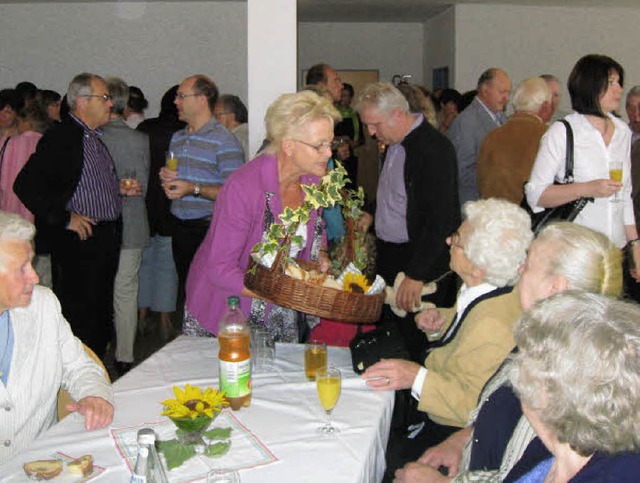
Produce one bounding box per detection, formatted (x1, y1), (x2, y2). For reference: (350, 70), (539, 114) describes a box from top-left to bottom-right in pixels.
(343, 273), (371, 293)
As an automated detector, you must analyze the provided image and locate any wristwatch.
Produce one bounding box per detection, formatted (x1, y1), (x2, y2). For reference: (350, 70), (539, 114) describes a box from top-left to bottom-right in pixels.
(193, 183), (201, 198)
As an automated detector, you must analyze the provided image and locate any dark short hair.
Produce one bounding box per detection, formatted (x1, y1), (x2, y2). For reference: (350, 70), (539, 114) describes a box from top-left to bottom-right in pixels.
(38, 89), (61, 107)
(219, 94), (248, 123)
(568, 54), (624, 117)
(17, 103), (51, 134)
(342, 83), (354, 98)
(160, 85), (180, 119)
(0, 89), (21, 112)
(127, 86), (148, 113)
(438, 88), (462, 111)
(15, 81), (38, 102)
(306, 63), (329, 86)
(191, 75), (219, 113)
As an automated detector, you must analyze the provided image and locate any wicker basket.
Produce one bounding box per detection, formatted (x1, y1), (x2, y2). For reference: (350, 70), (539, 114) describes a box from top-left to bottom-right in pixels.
(244, 257), (383, 323)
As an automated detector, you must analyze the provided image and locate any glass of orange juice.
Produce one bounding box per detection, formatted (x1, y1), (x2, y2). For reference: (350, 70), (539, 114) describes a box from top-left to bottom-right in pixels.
(609, 161), (623, 202)
(166, 151), (179, 171)
(316, 366), (341, 436)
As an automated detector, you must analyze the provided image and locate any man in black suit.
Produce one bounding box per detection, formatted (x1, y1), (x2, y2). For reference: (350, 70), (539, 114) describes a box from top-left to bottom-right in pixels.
(14, 72), (123, 358)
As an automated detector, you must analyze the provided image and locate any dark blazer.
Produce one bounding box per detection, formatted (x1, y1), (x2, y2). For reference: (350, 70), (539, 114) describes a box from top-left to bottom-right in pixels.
(402, 119), (460, 282)
(14, 117), (85, 244)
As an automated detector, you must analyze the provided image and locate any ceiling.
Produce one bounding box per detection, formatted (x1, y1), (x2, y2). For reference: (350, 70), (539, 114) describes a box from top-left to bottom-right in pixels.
(1, 0), (638, 23)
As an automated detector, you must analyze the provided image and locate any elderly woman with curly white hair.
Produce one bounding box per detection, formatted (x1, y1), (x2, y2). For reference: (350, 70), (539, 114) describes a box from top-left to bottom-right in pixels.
(364, 198), (533, 479)
(507, 291), (640, 482)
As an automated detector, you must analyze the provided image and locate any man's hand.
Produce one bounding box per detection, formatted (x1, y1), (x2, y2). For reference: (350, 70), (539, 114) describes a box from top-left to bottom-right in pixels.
(163, 179), (194, 200)
(414, 308), (446, 335)
(418, 427), (472, 477)
(357, 212), (373, 232)
(396, 276), (424, 313)
(159, 166), (177, 184)
(67, 213), (96, 241)
(393, 462), (452, 483)
(362, 359), (421, 391)
(66, 396), (114, 430)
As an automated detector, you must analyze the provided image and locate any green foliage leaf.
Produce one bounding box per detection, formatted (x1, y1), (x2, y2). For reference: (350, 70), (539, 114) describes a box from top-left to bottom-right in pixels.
(205, 441), (232, 458)
(156, 439), (196, 470)
(204, 427), (233, 440)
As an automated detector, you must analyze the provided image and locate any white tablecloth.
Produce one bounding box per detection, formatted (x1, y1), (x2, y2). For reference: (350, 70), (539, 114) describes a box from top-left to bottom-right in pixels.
(1, 336), (394, 482)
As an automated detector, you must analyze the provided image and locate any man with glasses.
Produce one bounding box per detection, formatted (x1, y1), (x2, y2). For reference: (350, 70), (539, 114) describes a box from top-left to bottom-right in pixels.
(159, 75), (243, 303)
(14, 73), (123, 359)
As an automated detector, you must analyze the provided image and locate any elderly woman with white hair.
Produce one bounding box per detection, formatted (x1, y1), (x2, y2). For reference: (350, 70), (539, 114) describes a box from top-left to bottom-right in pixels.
(394, 221), (623, 483)
(507, 291), (640, 481)
(184, 91), (339, 342)
(364, 198), (533, 479)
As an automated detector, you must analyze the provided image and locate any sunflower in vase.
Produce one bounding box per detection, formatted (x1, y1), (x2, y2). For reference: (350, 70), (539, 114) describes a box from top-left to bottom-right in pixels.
(161, 384), (229, 445)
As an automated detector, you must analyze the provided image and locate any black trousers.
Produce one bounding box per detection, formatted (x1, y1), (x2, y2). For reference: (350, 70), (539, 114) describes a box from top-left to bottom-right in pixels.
(376, 239), (458, 362)
(171, 217), (211, 303)
(51, 220), (122, 359)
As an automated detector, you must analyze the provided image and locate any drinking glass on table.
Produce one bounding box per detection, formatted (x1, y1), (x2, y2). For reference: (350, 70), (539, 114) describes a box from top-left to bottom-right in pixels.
(304, 340), (327, 381)
(251, 326), (275, 372)
(609, 161), (623, 203)
(316, 366), (341, 436)
(206, 469), (240, 482)
(166, 150), (179, 171)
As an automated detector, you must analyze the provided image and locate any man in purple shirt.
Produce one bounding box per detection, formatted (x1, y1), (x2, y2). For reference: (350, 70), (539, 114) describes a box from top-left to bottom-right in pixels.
(15, 73), (126, 358)
(356, 82), (460, 359)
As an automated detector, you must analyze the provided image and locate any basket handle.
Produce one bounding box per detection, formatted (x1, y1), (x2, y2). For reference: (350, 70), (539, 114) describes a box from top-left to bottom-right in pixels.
(272, 233), (292, 273)
(342, 216), (356, 270)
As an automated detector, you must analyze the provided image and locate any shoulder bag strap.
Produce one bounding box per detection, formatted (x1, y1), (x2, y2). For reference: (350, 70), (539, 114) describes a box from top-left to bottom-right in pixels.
(559, 120), (574, 183)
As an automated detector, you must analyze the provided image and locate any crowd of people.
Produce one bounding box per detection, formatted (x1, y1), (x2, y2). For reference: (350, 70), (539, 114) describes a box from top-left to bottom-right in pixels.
(1, 53), (640, 482)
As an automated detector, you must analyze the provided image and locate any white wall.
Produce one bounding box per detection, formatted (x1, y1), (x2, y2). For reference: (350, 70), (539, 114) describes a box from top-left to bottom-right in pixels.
(424, 6), (455, 90)
(298, 22), (424, 86)
(0, 1), (247, 116)
(453, 3), (640, 117)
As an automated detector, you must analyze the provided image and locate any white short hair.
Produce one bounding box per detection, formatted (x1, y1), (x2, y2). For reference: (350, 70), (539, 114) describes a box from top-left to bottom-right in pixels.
(354, 82), (410, 116)
(463, 199), (533, 287)
(0, 211), (35, 242)
(511, 77), (552, 113)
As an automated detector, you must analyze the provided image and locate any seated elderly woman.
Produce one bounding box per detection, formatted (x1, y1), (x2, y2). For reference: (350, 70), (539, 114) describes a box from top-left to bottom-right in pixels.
(507, 291), (640, 481)
(363, 198), (533, 478)
(184, 91), (339, 342)
(393, 222), (623, 483)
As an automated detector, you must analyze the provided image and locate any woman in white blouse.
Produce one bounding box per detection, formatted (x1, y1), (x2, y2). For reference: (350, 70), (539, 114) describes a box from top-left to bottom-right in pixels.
(526, 54), (640, 276)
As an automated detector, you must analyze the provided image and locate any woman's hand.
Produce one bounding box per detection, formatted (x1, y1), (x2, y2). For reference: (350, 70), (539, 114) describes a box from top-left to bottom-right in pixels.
(418, 427), (472, 477)
(318, 250), (331, 273)
(415, 308), (445, 335)
(583, 178), (621, 198)
(362, 359), (421, 391)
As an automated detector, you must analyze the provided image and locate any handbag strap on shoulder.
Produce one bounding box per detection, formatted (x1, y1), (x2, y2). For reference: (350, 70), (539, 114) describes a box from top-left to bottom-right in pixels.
(559, 120), (574, 183)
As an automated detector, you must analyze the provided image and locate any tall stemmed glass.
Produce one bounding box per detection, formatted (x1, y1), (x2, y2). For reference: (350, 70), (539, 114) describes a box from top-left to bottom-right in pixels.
(316, 367), (341, 436)
(609, 160), (623, 203)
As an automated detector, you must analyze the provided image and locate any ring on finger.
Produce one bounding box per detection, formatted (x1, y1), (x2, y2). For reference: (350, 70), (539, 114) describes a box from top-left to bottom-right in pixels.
(385, 376), (390, 385)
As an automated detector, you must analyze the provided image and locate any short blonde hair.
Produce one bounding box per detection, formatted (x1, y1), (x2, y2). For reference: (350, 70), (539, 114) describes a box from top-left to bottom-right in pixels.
(264, 91), (340, 154)
(511, 291), (640, 456)
(534, 222), (622, 298)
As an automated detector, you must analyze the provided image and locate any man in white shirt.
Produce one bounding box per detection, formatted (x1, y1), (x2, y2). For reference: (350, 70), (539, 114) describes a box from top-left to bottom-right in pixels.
(447, 68), (511, 207)
(0, 212), (113, 464)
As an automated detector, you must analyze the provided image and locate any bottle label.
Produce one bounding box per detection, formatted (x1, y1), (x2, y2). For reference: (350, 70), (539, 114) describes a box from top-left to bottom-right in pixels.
(219, 359), (251, 398)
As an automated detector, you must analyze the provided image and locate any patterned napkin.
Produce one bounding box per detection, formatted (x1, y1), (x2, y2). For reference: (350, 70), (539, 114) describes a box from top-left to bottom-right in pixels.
(111, 410), (278, 482)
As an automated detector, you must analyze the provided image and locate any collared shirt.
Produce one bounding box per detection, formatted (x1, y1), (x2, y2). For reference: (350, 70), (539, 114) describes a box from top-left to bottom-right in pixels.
(629, 122), (640, 146)
(170, 117), (244, 221)
(0, 311), (13, 386)
(375, 114), (423, 243)
(476, 96), (504, 127)
(411, 282), (497, 400)
(526, 112), (634, 248)
(65, 114), (122, 221)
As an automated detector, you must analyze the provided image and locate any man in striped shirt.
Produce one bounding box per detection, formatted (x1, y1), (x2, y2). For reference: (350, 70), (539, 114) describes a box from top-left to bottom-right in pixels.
(15, 73), (125, 358)
(160, 75), (243, 300)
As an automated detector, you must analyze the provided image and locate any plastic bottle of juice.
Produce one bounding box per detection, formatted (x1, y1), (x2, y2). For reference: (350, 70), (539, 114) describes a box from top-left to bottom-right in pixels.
(218, 296), (251, 410)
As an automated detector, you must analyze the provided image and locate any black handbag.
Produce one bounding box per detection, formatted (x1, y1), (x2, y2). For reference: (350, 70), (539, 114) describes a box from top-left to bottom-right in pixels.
(349, 324), (410, 374)
(527, 120), (593, 234)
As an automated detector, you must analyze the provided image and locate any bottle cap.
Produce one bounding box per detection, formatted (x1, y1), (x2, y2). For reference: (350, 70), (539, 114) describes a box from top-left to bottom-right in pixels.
(228, 296), (240, 308)
(137, 428), (156, 445)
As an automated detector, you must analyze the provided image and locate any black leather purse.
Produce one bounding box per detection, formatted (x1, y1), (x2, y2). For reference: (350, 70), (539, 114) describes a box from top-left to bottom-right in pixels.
(527, 120), (593, 234)
(349, 325), (410, 374)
